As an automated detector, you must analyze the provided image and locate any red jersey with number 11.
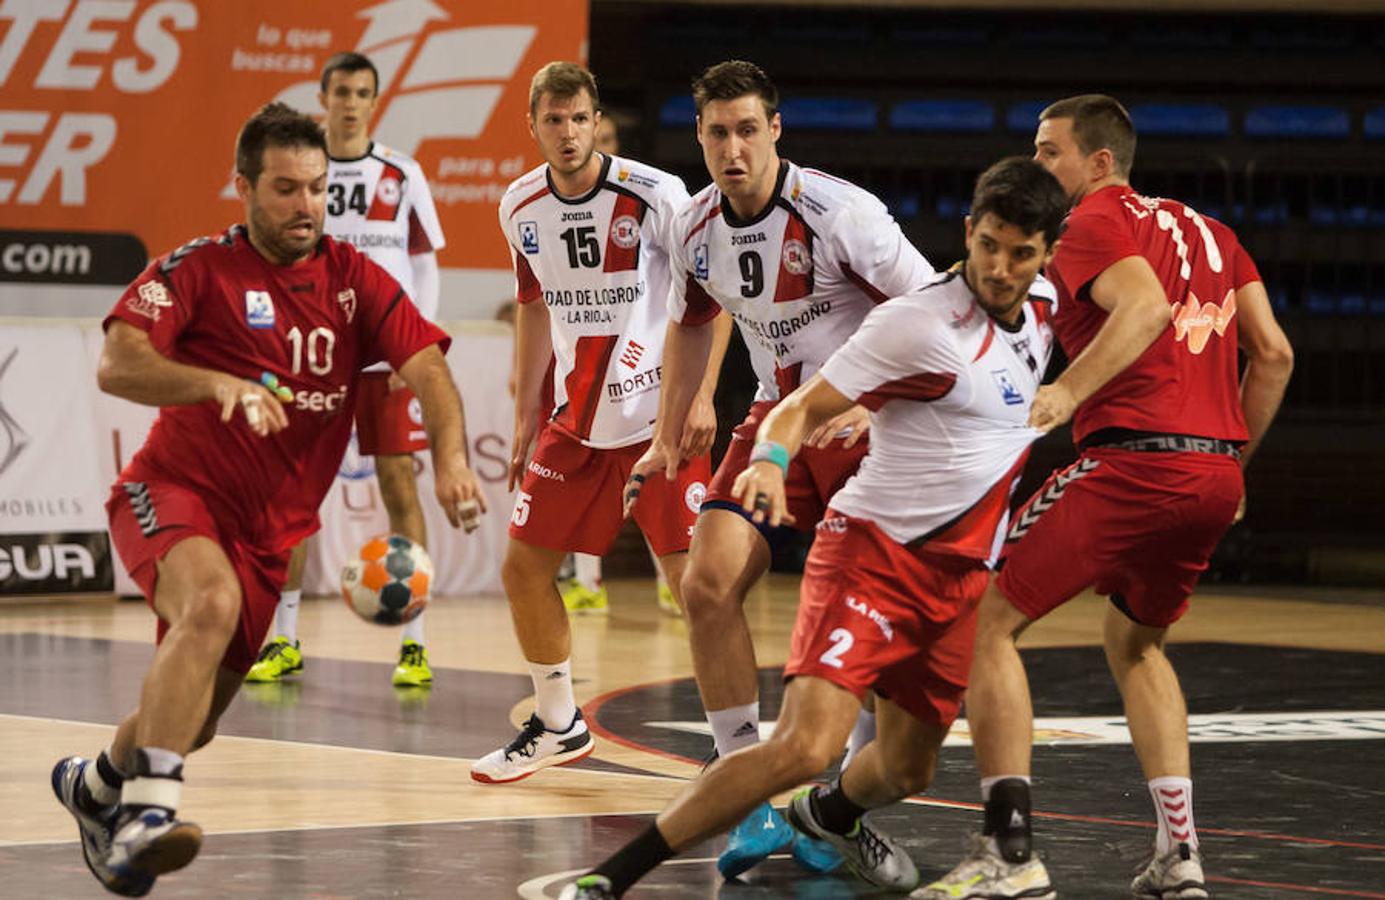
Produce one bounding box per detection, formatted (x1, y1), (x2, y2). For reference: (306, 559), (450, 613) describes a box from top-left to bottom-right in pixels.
(1046, 185), (1258, 444)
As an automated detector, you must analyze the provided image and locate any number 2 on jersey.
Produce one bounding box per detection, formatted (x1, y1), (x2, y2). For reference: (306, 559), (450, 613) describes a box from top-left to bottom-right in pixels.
(819, 627), (854, 669)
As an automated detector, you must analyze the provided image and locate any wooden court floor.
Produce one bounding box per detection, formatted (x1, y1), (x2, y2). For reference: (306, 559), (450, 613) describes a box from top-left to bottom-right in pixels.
(3, 577), (1384, 898)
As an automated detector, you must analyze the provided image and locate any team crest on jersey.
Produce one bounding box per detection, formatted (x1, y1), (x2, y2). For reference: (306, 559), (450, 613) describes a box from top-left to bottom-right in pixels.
(244, 290), (275, 329)
(782, 239), (812, 276)
(694, 243), (709, 280)
(127, 280), (172, 320)
(520, 221), (540, 255)
(991, 369), (1024, 405)
(376, 177), (401, 206)
(611, 215), (641, 250)
(337, 288), (357, 324)
(684, 481), (706, 513)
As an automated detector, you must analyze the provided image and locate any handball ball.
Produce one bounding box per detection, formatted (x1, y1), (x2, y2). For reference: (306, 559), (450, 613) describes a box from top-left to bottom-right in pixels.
(341, 534), (432, 625)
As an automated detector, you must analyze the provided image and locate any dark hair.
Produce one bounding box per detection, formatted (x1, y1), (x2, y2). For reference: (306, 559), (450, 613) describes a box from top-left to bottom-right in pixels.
(529, 61), (600, 115)
(1040, 93), (1136, 179)
(970, 157), (1070, 246)
(692, 60), (778, 118)
(320, 51), (379, 94)
(235, 102), (327, 184)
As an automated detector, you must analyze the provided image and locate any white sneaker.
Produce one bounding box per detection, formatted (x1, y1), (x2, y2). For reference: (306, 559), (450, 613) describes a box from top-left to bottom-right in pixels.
(1131, 842), (1209, 899)
(785, 788), (916, 890)
(470, 711), (595, 784)
(106, 807), (203, 881)
(913, 834), (1054, 899)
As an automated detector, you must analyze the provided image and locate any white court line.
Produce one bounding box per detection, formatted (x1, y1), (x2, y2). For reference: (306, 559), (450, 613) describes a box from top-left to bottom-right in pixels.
(516, 855), (791, 900)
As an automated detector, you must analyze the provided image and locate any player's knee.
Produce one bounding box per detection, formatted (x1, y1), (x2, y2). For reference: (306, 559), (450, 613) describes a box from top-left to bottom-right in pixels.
(767, 728), (837, 784)
(182, 581), (241, 637)
(679, 565), (736, 624)
(880, 746), (936, 796)
(500, 546), (550, 597)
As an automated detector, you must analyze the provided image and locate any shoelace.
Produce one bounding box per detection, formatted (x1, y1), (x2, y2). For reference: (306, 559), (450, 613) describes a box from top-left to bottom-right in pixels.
(399, 645), (424, 667)
(855, 822), (890, 869)
(256, 641), (288, 662)
(503, 715), (547, 760)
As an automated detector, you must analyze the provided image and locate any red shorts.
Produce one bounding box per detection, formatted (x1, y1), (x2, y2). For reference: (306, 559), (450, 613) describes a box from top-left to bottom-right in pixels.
(508, 425), (710, 557)
(355, 371), (428, 456)
(785, 511), (987, 729)
(107, 480), (289, 676)
(997, 448), (1243, 627)
(704, 400), (869, 531)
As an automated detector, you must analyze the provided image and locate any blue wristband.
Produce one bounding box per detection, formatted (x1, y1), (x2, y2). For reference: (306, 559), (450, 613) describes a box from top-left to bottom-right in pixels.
(749, 440), (790, 477)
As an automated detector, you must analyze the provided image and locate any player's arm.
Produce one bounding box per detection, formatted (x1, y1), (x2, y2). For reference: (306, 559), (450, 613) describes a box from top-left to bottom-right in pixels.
(396, 344), (487, 529)
(1235, 280), (1293, 468)
(508, 296), (554, 491)
(1029, 255), (1171, 432)
(680, 310), (733, 457)
(408, 252), (440, 322)
(730, 373), (855, 527)
(98, 319), (287, 436)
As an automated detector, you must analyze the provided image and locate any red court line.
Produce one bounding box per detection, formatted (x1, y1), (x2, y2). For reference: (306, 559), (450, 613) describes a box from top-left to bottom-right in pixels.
(583, 679), (708, 769)
(1207, 875), (1385, 898)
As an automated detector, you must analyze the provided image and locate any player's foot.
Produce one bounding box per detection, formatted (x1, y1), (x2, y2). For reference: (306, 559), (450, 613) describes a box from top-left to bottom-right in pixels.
(557, 874), (616, 900)
(913, 834), (1054, 899)
(786, 788), (914, 888)
(391, 640), (432, 686)
(244, 636), (302, 682)
(52, 757), (154, 897)
(656, 582), (682, 617)
(718, 801), (794, 880)
(560, 578), (609, 614)
(470, 711), (594, 784)
(106, 807), (203, 884)
(1131, 842), (1209, 899)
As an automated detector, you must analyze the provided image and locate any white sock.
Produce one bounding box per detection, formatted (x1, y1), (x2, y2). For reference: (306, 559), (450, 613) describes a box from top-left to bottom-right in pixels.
(707, 702), (760, 758)
(528, 659), (577, 731)
(84, 747), (124, 805)
(1149, 776), (1197, 853)
(574, 553), (602, 593)
(842, 708), (876, 769)
(981, 774), (1030, 802)
(401, 610), (425, 644)
(276, 589), (301, 643)
(557, 554), (576, 581)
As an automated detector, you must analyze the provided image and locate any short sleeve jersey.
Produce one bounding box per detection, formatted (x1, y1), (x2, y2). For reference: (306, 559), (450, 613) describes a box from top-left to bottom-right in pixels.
(498, 154), (689, 449)
(105, 226), (448, 552)
(666, 161), (935, 402)
(821, 269), (1058, 563)
(1046, 185), (1259, 444)
(324, 142), (445, 320)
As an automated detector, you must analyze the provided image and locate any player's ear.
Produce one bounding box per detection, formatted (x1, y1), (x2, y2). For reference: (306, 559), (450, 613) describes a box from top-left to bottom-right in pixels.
(234, 172), (251, 203)
(317, 90), (327, 112)
(526, 112), (536, 140)
(769, 111), (782, 142)
(963, 214), (973, 244)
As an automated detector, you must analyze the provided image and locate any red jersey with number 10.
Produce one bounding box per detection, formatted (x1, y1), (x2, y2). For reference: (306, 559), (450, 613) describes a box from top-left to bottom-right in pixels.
(1046, 185), (1259, 444)
(104, 225), (448, 552)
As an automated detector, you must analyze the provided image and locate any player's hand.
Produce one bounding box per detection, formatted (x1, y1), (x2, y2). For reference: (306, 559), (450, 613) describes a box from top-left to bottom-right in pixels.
(804, 404), (869, 449)
(213, 374), (288, 437)
(623, 439), (678, 517)
(680, 390), (717, 458)
(1027, 382), (1078, 433)
(435, 451), (487, 532)
(731, 461), (793, 528)
(507, 408), (542, 492)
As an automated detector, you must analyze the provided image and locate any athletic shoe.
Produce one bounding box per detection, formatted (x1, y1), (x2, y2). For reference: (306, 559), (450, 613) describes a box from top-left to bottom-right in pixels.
(790, 830), (846, 875)
(391, 640), (432, 686)
(51, 757), (154, 897)
(244, 637), (302, 682)
(106, 807), (203, 884)
(561, 578), (609, 614)
(656, 582), (682, 617)
(913, 834), (1054, 899)
(470, 711), (594, 783)
(1131, 842), (1209, 899)
(557, 874), (616, 900)
(718, 801), (794, 880)
(786, 788), (913, 888)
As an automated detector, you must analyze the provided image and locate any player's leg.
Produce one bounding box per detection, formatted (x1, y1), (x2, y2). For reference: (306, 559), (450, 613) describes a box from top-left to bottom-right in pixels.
(245, 541), (307, 683)
(561, 552), (608, 614)
(376, 451), (432, 686)
(647, 537), (678, 616)
(560, 676), (860, 898)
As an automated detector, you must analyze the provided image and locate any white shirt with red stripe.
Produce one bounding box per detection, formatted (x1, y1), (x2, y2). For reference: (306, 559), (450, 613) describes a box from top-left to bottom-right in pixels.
(667, 161), (934, 402)
(819, 269), (1057, 564)
(498, 154), (689, 449)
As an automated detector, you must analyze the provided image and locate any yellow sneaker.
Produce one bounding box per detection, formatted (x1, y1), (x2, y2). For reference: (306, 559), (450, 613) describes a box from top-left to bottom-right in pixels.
(392, 640), (432, 686)
(559, 578), (609, 614)
(656, 582), (682, 617)
(244, 637), (302, 682)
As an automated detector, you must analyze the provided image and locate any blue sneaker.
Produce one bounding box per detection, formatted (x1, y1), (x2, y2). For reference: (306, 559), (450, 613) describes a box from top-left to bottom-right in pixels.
(790, 831), (844, 874)
(107, 806), (203, 882)
(51, 757), (154, 897)
(718, 801), (794, 879)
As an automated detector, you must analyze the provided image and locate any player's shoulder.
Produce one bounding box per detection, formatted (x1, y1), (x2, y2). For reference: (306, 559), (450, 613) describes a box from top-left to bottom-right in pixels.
(787, 162), (886, 228)
(603, 154), (685, 201)
(675, 184), (724, 247)
(894, 269), (972, 322)
(153, 225), (244, 280)
(370, 142), (426, 178)
(500, 163), (551, 217)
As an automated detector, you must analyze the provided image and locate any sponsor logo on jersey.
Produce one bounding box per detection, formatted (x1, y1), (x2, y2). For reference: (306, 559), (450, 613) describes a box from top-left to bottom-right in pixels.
(817, 516), (848, 534)
(684, 481), (706, 514)
(128, 280), (173, 320)
(377, 176), (401, 206)
(337, 288), (357, 324)
(244, 290), (275, 328)
(1172, 288), (1236, 355)
(607, 365), (662, 399)
(619, 340), (645, 370)
(527, 460), (565, 482)
(846, 595), (894, 641)
(693, 243), (709, 280)
(520, 221), (539, 255)
(616, 167), (659, 189)
(610, 215), (640, 250)
(294, 384), (349, 413)
(782, 239), (812, 276)
(992, 369), (1024, 406)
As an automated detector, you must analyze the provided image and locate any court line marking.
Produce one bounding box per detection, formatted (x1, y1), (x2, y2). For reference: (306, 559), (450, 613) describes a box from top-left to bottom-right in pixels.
(515, 855), (789, 900)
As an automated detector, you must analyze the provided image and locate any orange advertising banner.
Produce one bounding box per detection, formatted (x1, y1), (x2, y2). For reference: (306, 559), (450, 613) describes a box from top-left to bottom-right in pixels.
(0, 0), (588, 279)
